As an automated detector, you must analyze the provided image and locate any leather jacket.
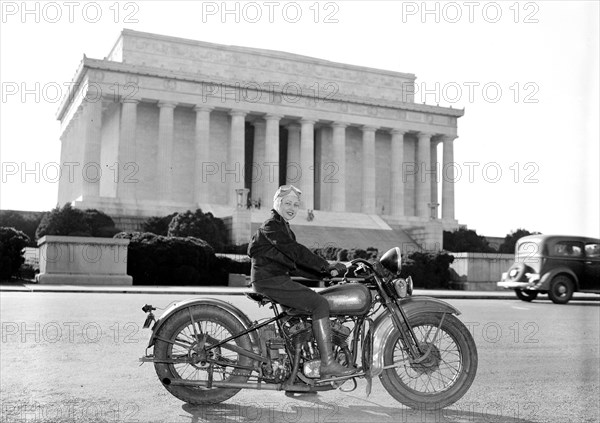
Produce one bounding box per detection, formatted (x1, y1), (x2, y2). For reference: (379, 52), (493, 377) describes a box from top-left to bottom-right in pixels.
(247, 210), (329, 283)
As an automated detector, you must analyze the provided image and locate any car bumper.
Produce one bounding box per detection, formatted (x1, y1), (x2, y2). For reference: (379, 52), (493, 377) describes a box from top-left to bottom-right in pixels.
(497, 281), (531, 289)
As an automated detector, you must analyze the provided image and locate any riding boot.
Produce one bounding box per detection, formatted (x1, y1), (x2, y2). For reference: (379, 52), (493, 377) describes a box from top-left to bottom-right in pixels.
(312, 317), (356, 378)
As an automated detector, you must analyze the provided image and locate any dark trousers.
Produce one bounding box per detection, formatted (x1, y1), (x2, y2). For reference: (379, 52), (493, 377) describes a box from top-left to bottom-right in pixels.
(252, 275), (329, 320)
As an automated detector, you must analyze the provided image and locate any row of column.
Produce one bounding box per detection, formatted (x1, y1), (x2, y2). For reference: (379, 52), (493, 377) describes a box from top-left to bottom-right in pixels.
(78, 99), (456, 220)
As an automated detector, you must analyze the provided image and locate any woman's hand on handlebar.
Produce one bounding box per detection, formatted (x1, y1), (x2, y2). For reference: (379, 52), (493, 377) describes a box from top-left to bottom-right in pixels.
(327, 262), (347, 277)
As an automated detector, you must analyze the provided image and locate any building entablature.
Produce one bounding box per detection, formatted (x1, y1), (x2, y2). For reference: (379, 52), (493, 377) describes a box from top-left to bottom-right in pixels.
(57, 58), (461, 138)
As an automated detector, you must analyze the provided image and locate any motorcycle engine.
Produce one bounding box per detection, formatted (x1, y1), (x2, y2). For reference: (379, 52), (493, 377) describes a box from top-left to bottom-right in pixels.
(258, 323), (290, 383)
(284, 318), (352, 379)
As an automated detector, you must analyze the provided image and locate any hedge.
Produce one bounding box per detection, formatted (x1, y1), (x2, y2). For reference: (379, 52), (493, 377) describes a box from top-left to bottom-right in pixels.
(115, 232), (233, 286)
(0, 227), (30, 280)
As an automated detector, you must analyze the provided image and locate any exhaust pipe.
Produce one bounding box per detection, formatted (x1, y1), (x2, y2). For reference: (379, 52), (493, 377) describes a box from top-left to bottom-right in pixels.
(162, 378), (282, 390)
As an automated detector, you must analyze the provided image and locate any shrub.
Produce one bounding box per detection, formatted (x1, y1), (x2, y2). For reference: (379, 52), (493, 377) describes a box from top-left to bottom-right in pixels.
(84, 209), (121, 237)
(115, 232), (228, 286)
(499, 228), (540, 253)
(0, 227), (30, 280)
(400, 251), (455, 289)
(336, 249), (349, 261)
(35, 204), (91, 238)
(310, 246), (379, 262)
(168, 209), (228, 252)
(17, 263), (38, 280)
(0, 211), (43, 247)
(443, 228), (496, 253)
(141, 213), (177, 236)
(35, 204), (120, 239)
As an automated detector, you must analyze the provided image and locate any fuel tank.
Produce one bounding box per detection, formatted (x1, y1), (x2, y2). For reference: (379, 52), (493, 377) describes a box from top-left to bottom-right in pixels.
(320, 283), (372, 316)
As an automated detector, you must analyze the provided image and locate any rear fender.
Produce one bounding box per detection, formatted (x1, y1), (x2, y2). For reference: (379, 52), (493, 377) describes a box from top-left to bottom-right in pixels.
(537, 268), (579, 291)
(370, 296), (460, 378)
(147, 297), (259, 348)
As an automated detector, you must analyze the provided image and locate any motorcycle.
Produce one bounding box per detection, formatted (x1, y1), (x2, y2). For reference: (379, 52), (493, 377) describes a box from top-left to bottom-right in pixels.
(140, 247), (478, 410)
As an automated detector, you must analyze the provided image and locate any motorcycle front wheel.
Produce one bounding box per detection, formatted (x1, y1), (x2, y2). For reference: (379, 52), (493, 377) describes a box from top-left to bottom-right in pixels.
(380, 313), (477, 410)
(153, 305), (253, 405)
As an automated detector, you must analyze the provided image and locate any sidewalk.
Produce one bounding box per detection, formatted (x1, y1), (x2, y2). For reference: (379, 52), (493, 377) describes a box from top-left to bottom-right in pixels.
(1, 281), (599, 301)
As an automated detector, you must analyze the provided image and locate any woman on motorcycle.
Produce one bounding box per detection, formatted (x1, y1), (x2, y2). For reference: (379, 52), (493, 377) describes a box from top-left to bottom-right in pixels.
(247, 184), (355, 378)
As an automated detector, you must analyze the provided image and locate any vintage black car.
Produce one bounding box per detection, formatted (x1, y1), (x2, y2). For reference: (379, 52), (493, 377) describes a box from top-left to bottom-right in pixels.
(497, 235), (600, 304)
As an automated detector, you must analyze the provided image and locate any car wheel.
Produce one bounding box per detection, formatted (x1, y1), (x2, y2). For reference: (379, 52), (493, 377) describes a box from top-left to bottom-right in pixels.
(548, 275), (574, 304)
(515, 289), (538, 302)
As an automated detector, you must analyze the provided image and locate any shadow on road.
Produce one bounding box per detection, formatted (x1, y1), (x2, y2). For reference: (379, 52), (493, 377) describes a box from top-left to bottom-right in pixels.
(181, 395), (539, 423)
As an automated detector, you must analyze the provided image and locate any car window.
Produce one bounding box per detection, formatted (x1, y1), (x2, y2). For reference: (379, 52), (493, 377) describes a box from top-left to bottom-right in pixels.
(585, 243), (600, 258)
(553, 241), (583, 257)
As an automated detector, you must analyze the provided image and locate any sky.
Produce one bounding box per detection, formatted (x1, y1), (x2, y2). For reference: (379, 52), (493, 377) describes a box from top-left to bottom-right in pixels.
(0, 0), (598, 238)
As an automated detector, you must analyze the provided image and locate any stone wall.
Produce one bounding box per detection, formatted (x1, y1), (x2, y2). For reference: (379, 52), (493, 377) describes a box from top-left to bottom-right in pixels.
(450, 252), (515, 291)
(36, 236), (132, 285)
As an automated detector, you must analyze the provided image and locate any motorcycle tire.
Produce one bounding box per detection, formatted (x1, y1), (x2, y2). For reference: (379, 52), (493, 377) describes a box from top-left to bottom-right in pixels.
(380, 313), (477, 410)
(153, 305), (253, 405)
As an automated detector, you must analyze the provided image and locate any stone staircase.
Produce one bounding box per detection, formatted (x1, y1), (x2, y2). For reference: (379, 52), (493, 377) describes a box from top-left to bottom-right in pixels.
(250, 209), (421, 255)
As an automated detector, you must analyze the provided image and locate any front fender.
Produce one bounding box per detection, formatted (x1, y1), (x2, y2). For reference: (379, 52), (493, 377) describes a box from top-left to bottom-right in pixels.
(370, 296), (460, 378)
(147, 297), (258, 348)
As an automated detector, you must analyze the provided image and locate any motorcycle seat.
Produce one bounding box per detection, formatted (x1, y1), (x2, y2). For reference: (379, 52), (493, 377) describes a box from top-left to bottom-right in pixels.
(245, 292), (306, 316)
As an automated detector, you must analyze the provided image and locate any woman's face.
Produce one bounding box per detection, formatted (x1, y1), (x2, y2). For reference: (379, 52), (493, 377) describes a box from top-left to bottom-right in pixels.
(278, 194), (300, 221)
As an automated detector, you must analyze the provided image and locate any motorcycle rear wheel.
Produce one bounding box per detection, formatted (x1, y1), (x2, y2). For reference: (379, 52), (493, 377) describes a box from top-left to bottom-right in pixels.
(153, 305), (253, 405)
(380, 313), (477, 410)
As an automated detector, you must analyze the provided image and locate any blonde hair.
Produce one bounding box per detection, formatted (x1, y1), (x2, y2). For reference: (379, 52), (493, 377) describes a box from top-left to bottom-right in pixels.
(273, 185), (302, 210)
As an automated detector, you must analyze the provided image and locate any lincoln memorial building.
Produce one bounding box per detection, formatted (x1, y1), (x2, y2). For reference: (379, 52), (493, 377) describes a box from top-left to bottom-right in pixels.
(56, 30), (463, 252)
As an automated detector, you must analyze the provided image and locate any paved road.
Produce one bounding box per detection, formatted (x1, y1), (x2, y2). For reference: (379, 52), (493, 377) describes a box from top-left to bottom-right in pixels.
(1, 292), (598, 423)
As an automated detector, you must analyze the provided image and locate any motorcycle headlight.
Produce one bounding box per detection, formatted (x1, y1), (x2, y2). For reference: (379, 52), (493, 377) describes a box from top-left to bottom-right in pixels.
(392, 277), (413, 298)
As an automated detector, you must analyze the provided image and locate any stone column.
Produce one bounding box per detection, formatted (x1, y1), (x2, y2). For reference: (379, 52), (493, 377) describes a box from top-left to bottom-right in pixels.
(430, 138), (439, 219)
(286, 122), (301, 186)
(416, 132), (434, 219)
(442, 135), (457, 220)
(331, 122), (347, 212)
(157, 101), (176, 201)
(117, 99), (139, 199)
(82, 99), (102, 198)
(69, 108), (83, 202)
(264, 114), (282, 202)
(390, 129), (406, 217)
(229, 110), (247, 206)
(251, 120), (266, 207)
(194, 106), (213, 205)
(361, 125), (377, 214)
(300, 119), (316, 210)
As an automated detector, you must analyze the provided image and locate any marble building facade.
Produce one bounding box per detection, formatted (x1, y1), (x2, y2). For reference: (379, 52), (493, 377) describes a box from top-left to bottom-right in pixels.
(56, 30), (463, 250)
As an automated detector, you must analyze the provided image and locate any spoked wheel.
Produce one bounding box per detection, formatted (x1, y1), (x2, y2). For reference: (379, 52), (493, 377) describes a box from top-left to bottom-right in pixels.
(380, 313), (477, 410)
(153, 306), (253, 405)
(515, 289), (538, 302)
